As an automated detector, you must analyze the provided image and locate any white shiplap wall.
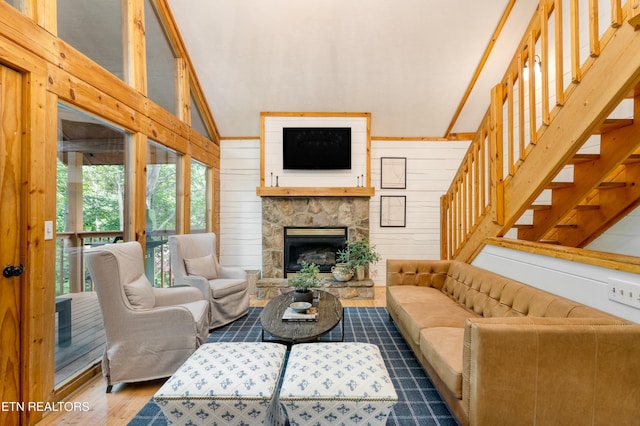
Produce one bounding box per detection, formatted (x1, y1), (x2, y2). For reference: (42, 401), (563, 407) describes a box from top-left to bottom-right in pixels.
(219, 138), (470, 284)
(368, 140), (469, 283)
(219, 139), (263, 270)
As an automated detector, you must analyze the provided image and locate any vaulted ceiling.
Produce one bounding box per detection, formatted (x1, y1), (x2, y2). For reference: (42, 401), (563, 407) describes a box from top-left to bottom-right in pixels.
(167, 0), (539, 138)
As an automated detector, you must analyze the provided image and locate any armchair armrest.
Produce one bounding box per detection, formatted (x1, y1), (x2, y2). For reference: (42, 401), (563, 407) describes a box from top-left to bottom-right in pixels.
(173, 275), (210, 300)
(463, 317), (640, 425)
(218, 266), (247, 280)
(153, 286), (204, 306)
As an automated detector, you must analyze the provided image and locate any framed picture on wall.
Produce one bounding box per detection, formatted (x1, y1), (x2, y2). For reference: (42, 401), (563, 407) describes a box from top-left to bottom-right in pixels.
(380, 157), (406, 189)
(380, 195), (406, 227)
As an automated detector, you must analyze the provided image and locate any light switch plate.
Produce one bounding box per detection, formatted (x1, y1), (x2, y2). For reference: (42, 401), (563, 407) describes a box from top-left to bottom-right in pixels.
(44, 221), (53, 240)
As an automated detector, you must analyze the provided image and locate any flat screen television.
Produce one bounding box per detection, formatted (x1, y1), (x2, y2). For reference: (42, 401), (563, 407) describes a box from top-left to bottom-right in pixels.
(283, 127), (351, 170)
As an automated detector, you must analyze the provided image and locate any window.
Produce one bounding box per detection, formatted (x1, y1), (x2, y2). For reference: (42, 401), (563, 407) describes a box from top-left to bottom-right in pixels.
(57, 0), (124, 80)
(55, 103), (130, 386)
(147, 141), (180, 285)
(145, 0), (177, 113)
(190, 160), (209, 232)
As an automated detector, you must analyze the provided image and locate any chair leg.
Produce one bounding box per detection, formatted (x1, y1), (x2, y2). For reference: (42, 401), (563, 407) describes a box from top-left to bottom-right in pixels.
(106, 384), (113, 393)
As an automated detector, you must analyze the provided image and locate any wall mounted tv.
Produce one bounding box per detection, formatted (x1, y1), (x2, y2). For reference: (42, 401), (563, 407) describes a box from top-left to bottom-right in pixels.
(283, 127), (351, 170)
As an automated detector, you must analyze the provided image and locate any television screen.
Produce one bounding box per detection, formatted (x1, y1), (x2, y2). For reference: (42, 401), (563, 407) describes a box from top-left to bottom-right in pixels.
(283, 127), (351, 170)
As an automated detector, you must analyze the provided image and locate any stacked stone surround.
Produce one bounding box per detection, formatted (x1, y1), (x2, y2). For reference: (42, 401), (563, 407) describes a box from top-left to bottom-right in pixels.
(261, 196), (370, 280)
(256, 278), (374, 300)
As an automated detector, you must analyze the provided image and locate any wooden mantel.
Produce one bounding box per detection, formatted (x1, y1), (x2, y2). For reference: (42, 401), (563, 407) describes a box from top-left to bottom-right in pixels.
(256, 186), (375, 197)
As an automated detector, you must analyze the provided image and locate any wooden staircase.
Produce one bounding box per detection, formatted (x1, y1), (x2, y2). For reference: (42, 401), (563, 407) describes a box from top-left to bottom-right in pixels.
(441, 0), (640, 262)
(515, 103), (640, 247)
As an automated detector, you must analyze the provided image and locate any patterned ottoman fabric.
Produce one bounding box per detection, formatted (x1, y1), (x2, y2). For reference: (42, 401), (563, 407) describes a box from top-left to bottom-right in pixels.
(279, 342), (398, 426)
(154, 342), (287, 426)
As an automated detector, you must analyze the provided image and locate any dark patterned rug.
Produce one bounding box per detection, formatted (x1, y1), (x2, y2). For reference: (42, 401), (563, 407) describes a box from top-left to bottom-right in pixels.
(128, 307), (458, 426)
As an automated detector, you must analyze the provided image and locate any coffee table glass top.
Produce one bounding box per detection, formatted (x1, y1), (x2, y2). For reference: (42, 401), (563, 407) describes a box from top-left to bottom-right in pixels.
(260, 290), (343, 344)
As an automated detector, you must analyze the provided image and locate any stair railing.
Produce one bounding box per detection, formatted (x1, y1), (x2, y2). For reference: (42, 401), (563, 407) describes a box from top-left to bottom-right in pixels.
(441, 0), (628, 260)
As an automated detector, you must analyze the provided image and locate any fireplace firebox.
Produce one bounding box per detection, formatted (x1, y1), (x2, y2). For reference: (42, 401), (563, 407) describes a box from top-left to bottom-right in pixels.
(283, 227), (348, 277)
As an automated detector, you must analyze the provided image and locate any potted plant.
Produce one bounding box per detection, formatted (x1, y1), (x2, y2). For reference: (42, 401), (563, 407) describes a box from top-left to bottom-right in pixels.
(288, 261), (320, 303)
(337, 238), (381, 281)
(332, 246), (353, 282)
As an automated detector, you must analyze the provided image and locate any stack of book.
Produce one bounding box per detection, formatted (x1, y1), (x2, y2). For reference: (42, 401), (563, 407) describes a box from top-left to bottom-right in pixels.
(282, 307), (318, 322)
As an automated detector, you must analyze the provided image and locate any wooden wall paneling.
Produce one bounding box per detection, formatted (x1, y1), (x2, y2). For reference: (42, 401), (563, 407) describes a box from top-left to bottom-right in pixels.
(0, 3), (59, 65)
(47, 65), (143, 134)
(180, 154), (190, 233)
(133, 132), (148, 245)
(33, 0), (57, 34)
(41, 91), (59, 404)
(124, 0), (147, 94)
(23, 64), (53, 426)
(176, 152), (187, 234)
(190, 133), (219, 168)
(175, 57), (189, 123)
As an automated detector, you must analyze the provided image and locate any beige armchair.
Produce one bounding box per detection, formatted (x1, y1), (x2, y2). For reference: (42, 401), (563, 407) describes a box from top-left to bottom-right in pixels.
(85, 241), (209, 393)
(168, 233), (249, 329)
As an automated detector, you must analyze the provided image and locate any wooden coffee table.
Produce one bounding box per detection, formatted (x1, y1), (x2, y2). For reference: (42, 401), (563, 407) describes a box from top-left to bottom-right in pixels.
(260, 290), (343, 344)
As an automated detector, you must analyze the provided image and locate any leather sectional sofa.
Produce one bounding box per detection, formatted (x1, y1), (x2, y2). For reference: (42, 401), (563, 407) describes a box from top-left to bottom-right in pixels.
(386, 259), (640, 426)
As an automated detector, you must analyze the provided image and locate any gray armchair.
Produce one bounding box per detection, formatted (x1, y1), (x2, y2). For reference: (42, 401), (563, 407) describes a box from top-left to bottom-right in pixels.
(168, 233), (249, 329)
(85, 241), (209, 392)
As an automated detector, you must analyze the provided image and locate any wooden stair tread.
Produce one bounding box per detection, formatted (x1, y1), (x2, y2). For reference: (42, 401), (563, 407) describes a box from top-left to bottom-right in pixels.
(513, 224), (534, 229)
(593, 118), (634, 134)
(569, 153), (600, 164)
(622, 154), (640, 164)
(575, 204), (600, 210)
(547, 181), (574, 189)
(598, 181), (626, 189)
(529, 204), (551, 210)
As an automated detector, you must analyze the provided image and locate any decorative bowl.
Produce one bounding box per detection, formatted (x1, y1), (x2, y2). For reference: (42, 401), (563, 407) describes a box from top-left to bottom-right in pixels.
(289, 302), (312, 312)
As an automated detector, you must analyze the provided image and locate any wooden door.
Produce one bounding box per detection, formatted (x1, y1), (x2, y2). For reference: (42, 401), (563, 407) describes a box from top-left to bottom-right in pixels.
(0, 64), (24, 426)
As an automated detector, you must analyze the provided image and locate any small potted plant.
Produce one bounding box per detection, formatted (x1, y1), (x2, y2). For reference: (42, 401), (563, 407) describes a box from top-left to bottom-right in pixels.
(288, 261), (320, 303)
(339, 238), (381, 280)
(332, 244), (353, 282)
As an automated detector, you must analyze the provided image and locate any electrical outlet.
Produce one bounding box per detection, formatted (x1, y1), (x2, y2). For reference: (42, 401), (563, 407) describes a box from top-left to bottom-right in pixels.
(608, 277), (640, 310)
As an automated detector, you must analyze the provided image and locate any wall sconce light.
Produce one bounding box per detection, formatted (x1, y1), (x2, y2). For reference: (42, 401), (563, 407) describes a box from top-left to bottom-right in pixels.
(523, 54), (542, 80)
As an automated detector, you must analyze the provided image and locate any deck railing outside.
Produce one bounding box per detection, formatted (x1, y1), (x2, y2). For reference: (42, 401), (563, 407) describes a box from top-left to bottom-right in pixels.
(441, 0), (628, 260)
(56, 230), (172, 296)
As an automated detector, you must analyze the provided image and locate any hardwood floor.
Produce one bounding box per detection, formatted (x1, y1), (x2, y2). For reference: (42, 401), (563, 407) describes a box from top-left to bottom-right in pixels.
(36, 287), (387, 426)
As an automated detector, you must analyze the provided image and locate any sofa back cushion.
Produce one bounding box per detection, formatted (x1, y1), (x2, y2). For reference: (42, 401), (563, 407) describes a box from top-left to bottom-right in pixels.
(386, 260), (450, 290)
(441, 261), (613, 319)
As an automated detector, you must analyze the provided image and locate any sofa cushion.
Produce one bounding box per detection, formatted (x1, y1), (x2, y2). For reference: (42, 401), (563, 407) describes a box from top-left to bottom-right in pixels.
(420, 327), (464, 398)
(124, 274), (155, 309)
(209, 278), (247, 299)
(184, 254), (218, 280)
(397, 301), (473, 345)
(387, 285), (446, 314)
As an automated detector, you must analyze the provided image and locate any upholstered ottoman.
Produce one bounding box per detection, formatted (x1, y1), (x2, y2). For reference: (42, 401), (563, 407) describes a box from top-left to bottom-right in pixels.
(279, 342), (398, 425)
(154, 342), (287, 425)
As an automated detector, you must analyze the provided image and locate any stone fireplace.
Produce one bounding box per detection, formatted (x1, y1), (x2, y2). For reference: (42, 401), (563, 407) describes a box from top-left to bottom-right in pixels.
(262, 197), (369, 279)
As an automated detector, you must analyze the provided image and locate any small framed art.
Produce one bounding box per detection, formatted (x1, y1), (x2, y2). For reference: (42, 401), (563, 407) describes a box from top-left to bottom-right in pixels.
(380, 195), (406, 227)
(380, 157), (406, 189)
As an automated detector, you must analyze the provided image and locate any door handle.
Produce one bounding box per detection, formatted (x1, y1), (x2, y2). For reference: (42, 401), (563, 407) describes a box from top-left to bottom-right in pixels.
(3, 264), (24, 278)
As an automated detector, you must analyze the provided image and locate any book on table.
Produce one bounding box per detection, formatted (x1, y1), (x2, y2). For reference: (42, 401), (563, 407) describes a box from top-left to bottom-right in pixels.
(282, 307), (318, 322)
